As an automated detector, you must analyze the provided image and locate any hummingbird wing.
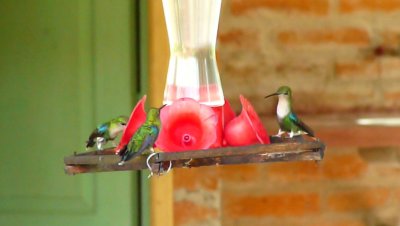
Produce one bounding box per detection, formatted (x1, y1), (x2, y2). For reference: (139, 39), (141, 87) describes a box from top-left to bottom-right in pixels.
(289, 112), (315, 137)
(86, 124), (107, 148)
(125, 133), (157, 161)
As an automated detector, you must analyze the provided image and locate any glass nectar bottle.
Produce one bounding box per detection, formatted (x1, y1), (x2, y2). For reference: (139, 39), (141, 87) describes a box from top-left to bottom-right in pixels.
(162, 0), (224, 106)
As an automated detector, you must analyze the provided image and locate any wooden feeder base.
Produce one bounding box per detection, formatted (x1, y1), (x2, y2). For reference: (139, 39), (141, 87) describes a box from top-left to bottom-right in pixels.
(64, 136), (325, 175)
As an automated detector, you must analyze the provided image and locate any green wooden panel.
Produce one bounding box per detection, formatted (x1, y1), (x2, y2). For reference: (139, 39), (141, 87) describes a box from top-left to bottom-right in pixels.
(0, 0), (140, 225)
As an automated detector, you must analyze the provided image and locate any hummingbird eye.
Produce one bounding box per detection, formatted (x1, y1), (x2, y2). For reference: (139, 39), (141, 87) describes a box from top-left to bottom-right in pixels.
(121, 123), (127, 126)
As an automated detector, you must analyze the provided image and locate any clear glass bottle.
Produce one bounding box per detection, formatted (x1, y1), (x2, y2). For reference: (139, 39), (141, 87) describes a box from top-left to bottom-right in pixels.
(162, 0), (224, 106)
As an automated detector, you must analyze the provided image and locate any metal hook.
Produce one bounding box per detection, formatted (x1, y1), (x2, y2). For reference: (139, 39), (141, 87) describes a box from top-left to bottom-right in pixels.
(146, 152), (157, 178)
(146, 153), (172, 178)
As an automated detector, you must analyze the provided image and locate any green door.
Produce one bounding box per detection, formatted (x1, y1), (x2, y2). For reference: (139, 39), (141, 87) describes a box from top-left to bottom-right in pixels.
(0, 0), (144, 225)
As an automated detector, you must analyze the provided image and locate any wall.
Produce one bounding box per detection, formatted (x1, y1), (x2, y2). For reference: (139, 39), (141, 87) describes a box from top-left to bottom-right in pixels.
(218, 0), (400, 114)
(174, 148), (400, 226)
(173, 0), (400, 226)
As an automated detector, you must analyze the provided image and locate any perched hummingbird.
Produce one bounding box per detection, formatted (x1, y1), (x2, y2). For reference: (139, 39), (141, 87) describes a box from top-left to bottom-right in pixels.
(265, 86), (314, 138)
(86, 115), (128, 150)
(118, 106), (164, 165)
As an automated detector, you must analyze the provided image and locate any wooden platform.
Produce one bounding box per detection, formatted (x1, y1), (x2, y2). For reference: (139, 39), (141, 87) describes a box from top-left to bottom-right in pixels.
(64, 136), (325, 175)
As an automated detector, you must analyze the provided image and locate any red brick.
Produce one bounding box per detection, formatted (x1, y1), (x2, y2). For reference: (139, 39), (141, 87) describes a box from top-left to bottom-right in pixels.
(396, 189), (400, 201)
(218, 29), (260, 49)
(380, 30), (400, 50)
(384, 91), (400, 101)
(278, 28), (370, 46)
(328, 188), (391, 212)
(222, 218), (302, 226)
(223, 192), (320, 218)
(222, 217), (367, 226)
(317, 127), (400, 148)
(265, 162), (322, 181)
(231, 0), (329, 15)
(335, 60), (380, 79)
(310, 219), (366, 226)
(322, 151), (368, 179)
(340, 0), (400, 13)
(220, 164), (260, 183)
(174, 200), (218, 226)
(375, 166), (400, 179)
(381, 58), (400, 78)
(174, 167), (219, 191)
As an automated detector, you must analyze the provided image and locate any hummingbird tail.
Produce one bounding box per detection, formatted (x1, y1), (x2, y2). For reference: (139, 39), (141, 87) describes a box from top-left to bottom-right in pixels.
(118, 145), (128, 156)
(119, 147), (148, 164)
(87, 129), (103, 148)
(86, 139), (95, 148)
(298, 120), (315, 137)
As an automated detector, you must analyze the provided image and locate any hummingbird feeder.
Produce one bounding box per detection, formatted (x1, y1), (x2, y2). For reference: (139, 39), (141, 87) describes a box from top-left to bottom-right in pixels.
(64, 0), (325, 175)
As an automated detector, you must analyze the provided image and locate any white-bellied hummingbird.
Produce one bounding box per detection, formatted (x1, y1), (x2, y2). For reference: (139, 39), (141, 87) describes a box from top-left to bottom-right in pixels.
(265, 86), (314, 138)
(86, 115), (128, 150)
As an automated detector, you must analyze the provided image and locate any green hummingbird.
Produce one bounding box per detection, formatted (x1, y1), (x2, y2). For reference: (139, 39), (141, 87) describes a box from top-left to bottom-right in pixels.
(265, 86), (314, 138)
(86, 115), (128, 150)
(118, 106), (164, 165)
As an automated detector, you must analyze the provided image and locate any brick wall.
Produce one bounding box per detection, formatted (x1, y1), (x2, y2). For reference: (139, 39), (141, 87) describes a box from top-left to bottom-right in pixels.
(218, 0), (400, 114)
(173, 0), (400, 225)
(174, 148), (400, 226)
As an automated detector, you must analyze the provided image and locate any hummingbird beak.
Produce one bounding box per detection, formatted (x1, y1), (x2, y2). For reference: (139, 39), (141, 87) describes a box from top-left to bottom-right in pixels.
(264, 93), (279, 99)
(159, 104), (167, 110)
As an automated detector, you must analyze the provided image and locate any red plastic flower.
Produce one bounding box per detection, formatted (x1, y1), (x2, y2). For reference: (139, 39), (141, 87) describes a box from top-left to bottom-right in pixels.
(224, 95), (270, 146)
(222, 99), (236, 128)
(212, 99), (236, 147)
(156, 98), (218, 152)
(115, 95), (147, 154)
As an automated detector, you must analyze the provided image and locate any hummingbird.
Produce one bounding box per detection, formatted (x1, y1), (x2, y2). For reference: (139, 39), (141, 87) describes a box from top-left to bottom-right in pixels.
(118, 106), (164, 165)
(86, 115), (128, 150)
(265, 86), (314, 138)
